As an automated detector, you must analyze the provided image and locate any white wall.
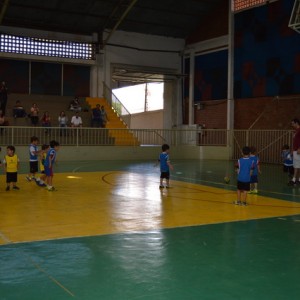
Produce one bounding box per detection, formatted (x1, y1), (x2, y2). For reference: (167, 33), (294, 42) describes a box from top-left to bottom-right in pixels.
(15, 145), (231, 162)
(130, 110), (163, 129)
(99, 30), (185, 129)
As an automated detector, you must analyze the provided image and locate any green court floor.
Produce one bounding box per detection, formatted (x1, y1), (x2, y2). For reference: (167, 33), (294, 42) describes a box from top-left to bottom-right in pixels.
(0, 160), (300, 300)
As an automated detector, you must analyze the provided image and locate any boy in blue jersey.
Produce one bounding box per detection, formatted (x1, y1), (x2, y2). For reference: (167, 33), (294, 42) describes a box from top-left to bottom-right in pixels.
(282, 144), (294, 178)
(234, 146), (254, 206)
(44, 140), (60, 191)
(249, 146), (261, 194)
(158, 144), (173, 188)
(26, 136), (41, 182)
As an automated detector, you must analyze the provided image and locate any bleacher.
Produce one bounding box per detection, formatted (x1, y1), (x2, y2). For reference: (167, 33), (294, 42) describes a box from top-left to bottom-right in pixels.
(6, 94), (91, 127)
(3, 94), (139, 146)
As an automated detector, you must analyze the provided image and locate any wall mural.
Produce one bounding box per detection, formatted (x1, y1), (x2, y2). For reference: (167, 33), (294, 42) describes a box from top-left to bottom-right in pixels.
(184, 50), (228, 103)
(234, 0), (300, 98)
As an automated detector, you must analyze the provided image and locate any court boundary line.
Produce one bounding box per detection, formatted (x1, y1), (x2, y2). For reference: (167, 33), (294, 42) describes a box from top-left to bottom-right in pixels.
(0, 229), (75, 297)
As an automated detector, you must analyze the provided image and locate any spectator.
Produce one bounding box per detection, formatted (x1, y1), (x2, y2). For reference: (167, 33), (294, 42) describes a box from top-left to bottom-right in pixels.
(41, 111), (51, 135)
(100, 105), (109, 128)
(91, 104), (102, 127)
(13, 100), (27, 118)
(30, 103), (39, 126)
(58, 111), (68, 136)
(0, 110), (9, 134)
(69, 97), (81, 112)
(0, 81), (8, 115)
(71, 111), (82, 127)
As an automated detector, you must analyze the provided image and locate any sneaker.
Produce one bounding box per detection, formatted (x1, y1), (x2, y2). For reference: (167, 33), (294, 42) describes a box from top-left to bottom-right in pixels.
(39, 182), (47, 187)
(47, 187), (56, 191)
(159, 185), (164, 189)
(288, 180), (296, 186)
(26, 176), (32, 182)
(248, 190), (253, 194)
(12, 186), (20, 190)
(5, 186), (10, 191)
(35, 180), (41, 186)
(252, 189), (258, 194)
(241, 201), (248, 206)
(233, 200), (242, 205)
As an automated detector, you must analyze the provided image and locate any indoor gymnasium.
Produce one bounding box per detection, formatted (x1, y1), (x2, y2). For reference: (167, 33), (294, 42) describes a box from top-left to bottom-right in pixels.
(1, 0), (300, 299)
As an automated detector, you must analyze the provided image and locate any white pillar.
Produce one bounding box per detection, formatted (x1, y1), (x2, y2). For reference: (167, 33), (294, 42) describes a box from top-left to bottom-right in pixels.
(227, 1), (234, 130)
(189, 49), (195, 125)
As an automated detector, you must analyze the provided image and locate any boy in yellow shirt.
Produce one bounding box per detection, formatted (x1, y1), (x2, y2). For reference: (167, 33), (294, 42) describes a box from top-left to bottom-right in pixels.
(3, 145), (20, 191)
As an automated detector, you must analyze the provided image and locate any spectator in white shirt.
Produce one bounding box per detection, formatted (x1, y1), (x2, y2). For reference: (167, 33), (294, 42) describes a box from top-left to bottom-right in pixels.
(71, 112), (82, 127)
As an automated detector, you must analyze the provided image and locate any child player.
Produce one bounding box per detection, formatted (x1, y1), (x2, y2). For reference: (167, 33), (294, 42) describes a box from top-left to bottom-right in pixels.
(44, 140), (60, 191)
(282, 144), (294, 178)
(234, 146), (254, 206)
(26, 136), (41, 183)
(36, 144), (49, 187)
(3, 145), (20, 191)
(249, 146), (261, 194)
(158, 143), (173, 189)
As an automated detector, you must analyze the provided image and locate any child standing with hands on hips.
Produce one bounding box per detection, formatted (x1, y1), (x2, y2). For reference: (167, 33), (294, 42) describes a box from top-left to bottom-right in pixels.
(158, 144), (173, 189)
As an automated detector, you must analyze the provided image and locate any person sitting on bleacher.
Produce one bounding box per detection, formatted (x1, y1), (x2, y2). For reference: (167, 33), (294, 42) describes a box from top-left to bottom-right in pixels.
(69, 97), (81, 112)
(13, 100), (27, 118)
(30, 103), (39, 126)
(41, 111), (51, 135)
(71, 111), (83, 127)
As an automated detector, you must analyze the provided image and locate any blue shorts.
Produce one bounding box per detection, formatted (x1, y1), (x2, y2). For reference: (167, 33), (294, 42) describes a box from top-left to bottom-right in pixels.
(45, 167), (53, 177)
(250, 175), (258, 184)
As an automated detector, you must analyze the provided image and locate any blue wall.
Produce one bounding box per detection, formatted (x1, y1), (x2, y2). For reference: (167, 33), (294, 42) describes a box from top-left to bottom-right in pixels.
(234, 0), (300, 98)
(184, 50), (228, 102)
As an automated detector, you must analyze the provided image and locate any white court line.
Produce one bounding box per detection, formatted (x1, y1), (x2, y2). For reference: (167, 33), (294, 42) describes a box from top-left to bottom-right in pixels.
(0, 230), (75, 297)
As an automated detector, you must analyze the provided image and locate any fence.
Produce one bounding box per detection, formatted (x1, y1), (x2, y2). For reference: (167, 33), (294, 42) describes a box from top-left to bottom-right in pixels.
(0, 126), (294, 164)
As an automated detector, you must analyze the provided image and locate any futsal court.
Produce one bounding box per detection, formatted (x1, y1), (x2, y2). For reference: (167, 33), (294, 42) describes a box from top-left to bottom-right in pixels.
(1, 159), (300, 300)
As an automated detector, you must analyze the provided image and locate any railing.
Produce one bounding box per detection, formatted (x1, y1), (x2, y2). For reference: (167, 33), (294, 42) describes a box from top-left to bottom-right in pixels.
(231, 129), (293, 163)
(102, 82), (131, 128)
(0, 126), (293, 164)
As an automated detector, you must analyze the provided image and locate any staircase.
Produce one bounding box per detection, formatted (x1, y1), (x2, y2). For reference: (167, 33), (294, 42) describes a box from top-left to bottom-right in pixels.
(85, 97), (140, 146)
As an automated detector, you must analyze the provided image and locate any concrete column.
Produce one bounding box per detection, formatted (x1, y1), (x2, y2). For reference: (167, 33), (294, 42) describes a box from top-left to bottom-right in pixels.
(189, 50), (195, 125)
(227, 1), (234, 130)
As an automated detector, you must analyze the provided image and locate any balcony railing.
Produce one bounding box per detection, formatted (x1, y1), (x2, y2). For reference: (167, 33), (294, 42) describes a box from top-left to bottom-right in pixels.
(0, 126), (293, 164)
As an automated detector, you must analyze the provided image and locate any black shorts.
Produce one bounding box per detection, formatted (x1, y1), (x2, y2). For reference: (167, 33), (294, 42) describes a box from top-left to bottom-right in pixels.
(237, 181), (250, 191)
(6, 172), (17, 183)
(283, 165), (294, 174)
(160, 171), (170, 179)
(30, 161), (38, 173)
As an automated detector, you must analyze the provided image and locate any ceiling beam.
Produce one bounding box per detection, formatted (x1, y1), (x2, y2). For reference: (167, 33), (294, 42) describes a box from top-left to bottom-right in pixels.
(102, 0), (138, 48)
(0, 0), (10, 25)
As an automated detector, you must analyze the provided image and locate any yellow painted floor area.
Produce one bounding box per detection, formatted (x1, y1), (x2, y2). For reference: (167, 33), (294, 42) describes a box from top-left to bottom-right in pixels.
(1, 171), (300, 246)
